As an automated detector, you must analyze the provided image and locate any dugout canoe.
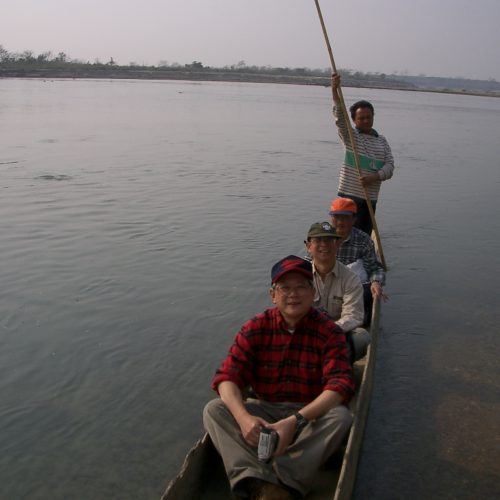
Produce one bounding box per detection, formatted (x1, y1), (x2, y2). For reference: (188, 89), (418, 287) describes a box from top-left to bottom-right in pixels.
(161, 296), (381, 500)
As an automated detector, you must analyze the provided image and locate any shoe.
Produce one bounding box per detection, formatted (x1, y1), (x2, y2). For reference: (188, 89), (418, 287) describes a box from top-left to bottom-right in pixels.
(252, 482), (293, 500)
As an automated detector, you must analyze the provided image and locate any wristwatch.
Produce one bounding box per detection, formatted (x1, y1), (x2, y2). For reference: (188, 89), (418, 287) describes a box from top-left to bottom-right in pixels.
(293, 412), (309, 432)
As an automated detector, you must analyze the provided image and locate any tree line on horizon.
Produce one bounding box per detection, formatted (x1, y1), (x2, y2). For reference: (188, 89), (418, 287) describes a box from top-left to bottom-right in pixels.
(1, 45), (498, 92)
(0, 44), (409, 83)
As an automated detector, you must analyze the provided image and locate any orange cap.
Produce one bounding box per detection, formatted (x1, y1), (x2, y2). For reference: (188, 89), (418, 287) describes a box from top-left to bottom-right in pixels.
(329, 197), (358, 215)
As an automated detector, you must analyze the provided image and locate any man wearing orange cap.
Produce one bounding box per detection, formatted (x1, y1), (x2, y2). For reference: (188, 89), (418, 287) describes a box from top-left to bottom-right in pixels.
(331, 73), (395, 234)
(204, 255), (353, 500)
(329, 197), (387, 324)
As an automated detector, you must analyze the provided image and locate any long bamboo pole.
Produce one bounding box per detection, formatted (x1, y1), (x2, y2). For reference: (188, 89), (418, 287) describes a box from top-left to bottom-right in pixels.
(313, 0), (386, 270)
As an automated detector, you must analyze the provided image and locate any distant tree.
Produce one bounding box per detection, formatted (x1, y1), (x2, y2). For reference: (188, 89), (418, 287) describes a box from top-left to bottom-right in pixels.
(37, 51), (52, 62)
(55, 52), (67, 63)
(21, 50), (35, 62)
(234, 60), (247, 71)
(186, 61), (203, 69)
(0, 45), (10, 62)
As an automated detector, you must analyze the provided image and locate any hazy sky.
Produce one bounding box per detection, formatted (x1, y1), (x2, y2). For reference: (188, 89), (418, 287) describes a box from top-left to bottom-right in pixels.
(2, 0), (499, 80)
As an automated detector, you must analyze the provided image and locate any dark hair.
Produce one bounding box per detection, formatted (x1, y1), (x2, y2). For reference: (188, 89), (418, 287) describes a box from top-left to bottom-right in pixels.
(350, 100), (374, 120)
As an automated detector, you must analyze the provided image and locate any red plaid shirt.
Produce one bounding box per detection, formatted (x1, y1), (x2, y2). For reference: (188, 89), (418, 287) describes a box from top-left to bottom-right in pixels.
(212, 307), (354, 404)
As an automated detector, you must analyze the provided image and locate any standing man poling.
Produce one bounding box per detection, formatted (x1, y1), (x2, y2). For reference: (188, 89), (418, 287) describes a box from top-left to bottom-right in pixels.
(331, 73), (395, 235)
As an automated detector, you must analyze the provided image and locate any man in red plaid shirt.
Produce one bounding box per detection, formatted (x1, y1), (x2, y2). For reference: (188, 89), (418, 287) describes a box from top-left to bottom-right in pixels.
(203, 255), (354, 499)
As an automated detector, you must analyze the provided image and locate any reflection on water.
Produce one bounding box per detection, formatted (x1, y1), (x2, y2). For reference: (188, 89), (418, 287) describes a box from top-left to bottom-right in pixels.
(0, 79), (499, 499)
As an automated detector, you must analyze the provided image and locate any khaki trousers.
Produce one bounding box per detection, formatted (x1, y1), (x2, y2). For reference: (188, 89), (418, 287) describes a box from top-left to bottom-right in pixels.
(203, 398), (352, 497)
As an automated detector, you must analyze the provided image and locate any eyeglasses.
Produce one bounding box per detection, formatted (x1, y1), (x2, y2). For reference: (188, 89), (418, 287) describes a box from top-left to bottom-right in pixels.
(309, 237), (337, 244)
(273, 284), (312, 296)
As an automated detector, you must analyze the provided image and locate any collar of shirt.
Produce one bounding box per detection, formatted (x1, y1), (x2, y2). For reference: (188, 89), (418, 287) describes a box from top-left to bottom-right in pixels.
(341, 232), (353, 245)
(312, 260), (340, 278)
(355, 127), (379, 137)
(273, 306), (314, 332)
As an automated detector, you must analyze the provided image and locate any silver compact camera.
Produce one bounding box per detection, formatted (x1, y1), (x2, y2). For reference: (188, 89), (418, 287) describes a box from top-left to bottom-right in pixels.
(257, 428), (279, 462)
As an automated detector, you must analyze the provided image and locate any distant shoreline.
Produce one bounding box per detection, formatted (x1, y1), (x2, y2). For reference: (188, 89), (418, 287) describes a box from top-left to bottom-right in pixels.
(1, 68), (499, 98)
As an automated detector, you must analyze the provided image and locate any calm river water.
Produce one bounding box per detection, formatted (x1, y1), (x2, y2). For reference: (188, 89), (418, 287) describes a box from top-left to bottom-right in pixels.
(1, 79), (499, 499)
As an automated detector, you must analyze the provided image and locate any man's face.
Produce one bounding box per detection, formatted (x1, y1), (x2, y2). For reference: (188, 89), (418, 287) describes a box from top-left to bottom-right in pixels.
(353, 107), (374, 133)
(306, 236), (338, 266)
(270, 272), (314, 323)
(331, 214), (356, 238)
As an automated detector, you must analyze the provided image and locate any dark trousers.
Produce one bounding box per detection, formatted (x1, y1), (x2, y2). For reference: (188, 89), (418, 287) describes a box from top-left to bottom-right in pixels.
(363, 283), (373, 327)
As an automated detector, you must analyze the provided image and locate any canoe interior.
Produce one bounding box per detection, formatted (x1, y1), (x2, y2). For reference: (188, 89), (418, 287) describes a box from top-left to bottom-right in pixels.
(162, 299), (380, 500)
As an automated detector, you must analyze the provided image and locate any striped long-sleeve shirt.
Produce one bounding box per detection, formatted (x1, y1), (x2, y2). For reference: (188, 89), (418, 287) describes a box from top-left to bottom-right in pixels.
(333, 105), (394, 201)
(212, 307), (354, 404)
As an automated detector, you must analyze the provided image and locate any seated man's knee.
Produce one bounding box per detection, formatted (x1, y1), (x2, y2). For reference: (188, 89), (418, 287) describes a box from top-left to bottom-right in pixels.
(351, 328), (371, 361)
(203, 398), (227, 426)
(324, 404), (353, 432)
(338, 405), (353, 431)
(330, 405), (353, 431)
